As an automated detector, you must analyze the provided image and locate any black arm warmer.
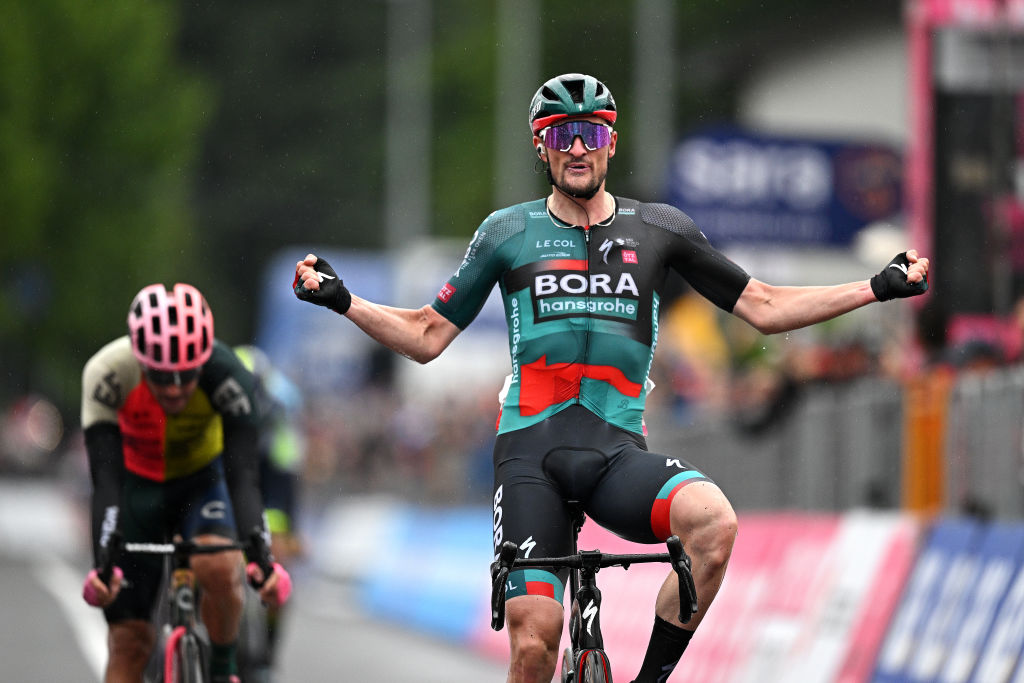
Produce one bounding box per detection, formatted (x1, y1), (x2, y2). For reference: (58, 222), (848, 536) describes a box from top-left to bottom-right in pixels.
(220, 421), (267, 558)
(83, 423), (125, 566)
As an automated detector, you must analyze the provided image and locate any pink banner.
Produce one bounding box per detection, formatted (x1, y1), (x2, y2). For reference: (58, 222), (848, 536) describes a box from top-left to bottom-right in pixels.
(911, 0), (1024, 26)
(470, 511), (919, 682)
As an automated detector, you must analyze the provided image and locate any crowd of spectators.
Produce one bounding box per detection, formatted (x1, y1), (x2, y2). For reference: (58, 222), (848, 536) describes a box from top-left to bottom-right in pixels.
(5, 290), (1024, 516)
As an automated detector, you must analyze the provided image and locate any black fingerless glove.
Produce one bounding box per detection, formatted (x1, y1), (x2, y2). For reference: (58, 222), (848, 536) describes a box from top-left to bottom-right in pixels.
(293, 256), (352, 314)
(870, 252), (928, 301)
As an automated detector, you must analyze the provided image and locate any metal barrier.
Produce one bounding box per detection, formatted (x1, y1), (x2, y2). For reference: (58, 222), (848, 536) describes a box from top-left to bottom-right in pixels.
(646, 365), (1024, 517)
(945, 366), (1024, 519)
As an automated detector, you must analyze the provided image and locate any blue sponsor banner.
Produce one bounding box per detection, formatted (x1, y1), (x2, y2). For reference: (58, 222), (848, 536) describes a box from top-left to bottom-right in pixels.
(665, 126), (902, 246)
(255, 247), (394, 393)
(921, 523), (1024, 682)
(973, 526), (1024, 683)
(872, 518), (984, 683)
(358, 505), (492, 640)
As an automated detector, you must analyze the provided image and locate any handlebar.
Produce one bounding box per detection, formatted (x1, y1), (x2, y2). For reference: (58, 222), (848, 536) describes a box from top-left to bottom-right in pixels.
(490, 535), (699, 631)
(665, 536), (698, 624)
(96, 528), (269, 588)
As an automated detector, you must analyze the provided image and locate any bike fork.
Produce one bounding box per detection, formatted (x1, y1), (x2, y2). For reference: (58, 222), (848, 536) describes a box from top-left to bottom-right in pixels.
(563, 567), (606, 682)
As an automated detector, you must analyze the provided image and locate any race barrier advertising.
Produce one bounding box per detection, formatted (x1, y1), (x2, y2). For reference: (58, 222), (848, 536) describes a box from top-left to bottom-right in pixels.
(312, 500), (1024, 682)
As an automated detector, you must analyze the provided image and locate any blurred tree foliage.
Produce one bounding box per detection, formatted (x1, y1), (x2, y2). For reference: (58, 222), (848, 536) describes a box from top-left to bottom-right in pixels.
(0, 0), (208, 411)
(1, 0), (898, 417)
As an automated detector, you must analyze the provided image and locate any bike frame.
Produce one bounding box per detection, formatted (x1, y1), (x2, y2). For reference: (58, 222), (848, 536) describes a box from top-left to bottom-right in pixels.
(490, 507), (698, 682)
(101, 534), (258, 683)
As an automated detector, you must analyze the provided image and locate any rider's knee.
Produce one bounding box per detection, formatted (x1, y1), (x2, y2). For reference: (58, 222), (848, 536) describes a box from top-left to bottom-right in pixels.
(506, 595), (563, 660)
(193, 553), (243, 596)
(670, 486), (738, 561)
(701, 506), (738, 566)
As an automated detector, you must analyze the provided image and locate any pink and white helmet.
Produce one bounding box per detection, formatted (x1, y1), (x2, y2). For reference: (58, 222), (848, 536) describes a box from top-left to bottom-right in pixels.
(127, 283), (214, 372)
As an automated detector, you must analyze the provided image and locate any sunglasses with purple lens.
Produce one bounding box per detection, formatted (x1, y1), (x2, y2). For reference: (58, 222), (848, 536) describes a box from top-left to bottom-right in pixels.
(541, 120), (612, 153)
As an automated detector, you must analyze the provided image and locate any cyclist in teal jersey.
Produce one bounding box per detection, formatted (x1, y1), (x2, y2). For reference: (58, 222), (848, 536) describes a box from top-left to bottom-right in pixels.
(294, 73), (929, 683)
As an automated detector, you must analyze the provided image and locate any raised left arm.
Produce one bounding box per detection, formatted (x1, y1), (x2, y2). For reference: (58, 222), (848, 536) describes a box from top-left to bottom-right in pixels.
(731, 250), (929, 335)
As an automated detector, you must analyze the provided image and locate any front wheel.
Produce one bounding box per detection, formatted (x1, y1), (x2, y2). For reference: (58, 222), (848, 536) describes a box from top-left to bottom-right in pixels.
(561, 647), (575, 682)
(576, 649), (612, 683)
(165, 627), (207, 683)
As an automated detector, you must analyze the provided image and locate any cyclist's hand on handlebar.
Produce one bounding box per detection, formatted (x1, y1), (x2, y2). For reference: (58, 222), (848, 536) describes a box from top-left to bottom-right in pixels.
(246, 561), (292, 608)
(82, 567), (123, 608)
(293, 254), (352, 314)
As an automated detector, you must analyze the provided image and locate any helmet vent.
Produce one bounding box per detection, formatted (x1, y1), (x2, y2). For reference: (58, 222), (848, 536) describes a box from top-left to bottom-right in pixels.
(135, 329), (146, 355)
(595, 83), (606, 97)
(148, 293), (158, 308)
(564, 78), (585, 103)
(187, 343), (196, 362)
(169, 336), (179, 363)
(541, 86), (558, 102)
(153, 344), (163, 363)
(186, 316), (195, 334)
(151, 316), (161, 334)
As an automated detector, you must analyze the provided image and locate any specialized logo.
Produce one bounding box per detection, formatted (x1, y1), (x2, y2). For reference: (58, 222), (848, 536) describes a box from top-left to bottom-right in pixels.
(315, 270), (335, 282)
(598, 237), (640, 264)
(520, 536), (537, 558)
(582, 599), (599, 636)
(889, 262), (909, 275)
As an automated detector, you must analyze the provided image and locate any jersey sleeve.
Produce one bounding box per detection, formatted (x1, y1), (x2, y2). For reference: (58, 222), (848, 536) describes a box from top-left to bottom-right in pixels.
(431, 205), (526, 329)
(201, 342), (267, 545)
(80, 339), (134, 566)
(640, 202), (751, 312)
(81, 337), (137, 429)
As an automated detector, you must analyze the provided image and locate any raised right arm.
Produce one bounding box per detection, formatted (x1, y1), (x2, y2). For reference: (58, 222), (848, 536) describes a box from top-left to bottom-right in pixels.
(345, 295), (461, 364)
(295, 254), (461, 364)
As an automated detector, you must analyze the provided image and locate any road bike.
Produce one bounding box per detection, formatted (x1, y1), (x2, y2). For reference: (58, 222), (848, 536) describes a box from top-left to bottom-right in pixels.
(490, 505), (698, 683)
(100, 530), (272, 683)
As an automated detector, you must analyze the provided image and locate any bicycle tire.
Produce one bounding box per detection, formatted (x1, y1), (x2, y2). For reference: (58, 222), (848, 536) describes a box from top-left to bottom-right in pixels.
(561, 647), (574, 682)
(576, 649), (612, 683)
(165, 627), (207, 683)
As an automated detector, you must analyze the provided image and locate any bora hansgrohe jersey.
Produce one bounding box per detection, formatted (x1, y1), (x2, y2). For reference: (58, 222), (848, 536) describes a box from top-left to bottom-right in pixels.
(431, 197), (751, 435)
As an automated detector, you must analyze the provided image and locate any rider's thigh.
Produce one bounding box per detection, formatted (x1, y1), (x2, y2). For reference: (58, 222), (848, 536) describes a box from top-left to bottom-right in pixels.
(190, 534), (244, 593)
(107, 619), (156, 679)
(586, 445), (714, 544)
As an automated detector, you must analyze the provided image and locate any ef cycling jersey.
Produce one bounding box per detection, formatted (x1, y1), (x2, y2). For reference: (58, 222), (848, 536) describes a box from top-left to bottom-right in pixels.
(82, 337), (259, 480)
(81, 337), (264, 564)
(431, 197), (751, 435)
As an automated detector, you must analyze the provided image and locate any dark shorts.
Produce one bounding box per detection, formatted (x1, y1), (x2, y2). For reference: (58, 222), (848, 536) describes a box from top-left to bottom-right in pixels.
(104, 459), (238, 624)
(492, 405), (712, 603)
